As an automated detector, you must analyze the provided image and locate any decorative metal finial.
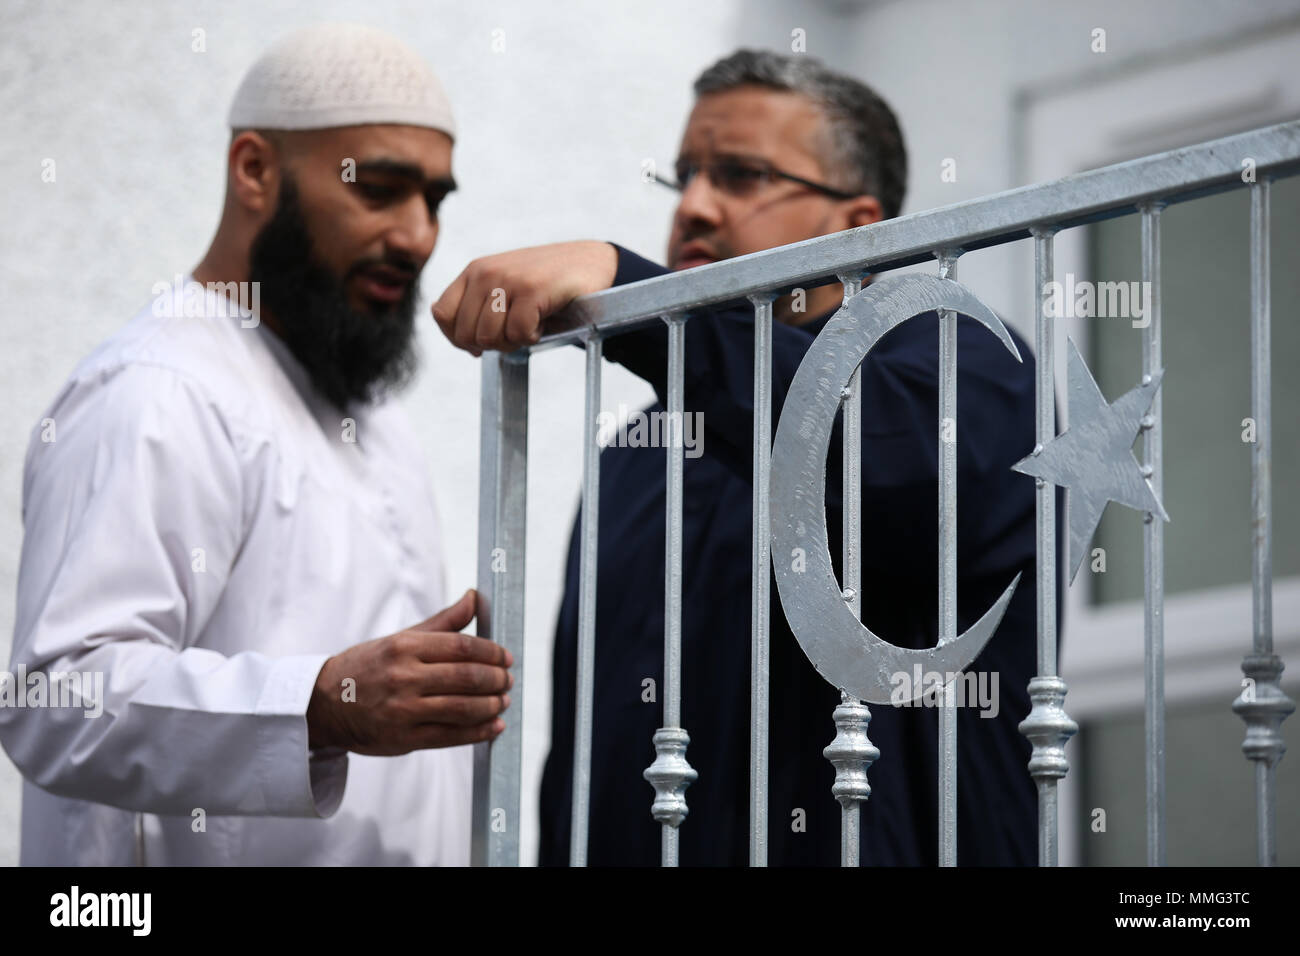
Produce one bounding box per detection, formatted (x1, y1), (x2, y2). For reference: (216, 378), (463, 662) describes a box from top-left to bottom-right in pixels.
(822, 697), (879, 808)
(1019, 676), (1078, 781)
(1233, 654), (1295, 769)
(644, 727), (697, 828)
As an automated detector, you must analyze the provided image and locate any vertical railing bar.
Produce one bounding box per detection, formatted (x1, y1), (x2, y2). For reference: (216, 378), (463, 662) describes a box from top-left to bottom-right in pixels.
(1020, 226), (1077, 869)
(471, 351), (528, 867)
(570, 335), (602, 866)
(937, 250), (961, 867)
(838, 273), (867, 867)
(1139, 203), (1167, 868)
(664, 311), (685, 866)
(1250, 178), (1272, 664)
(821, 273), (878, 868)
(1033, 229), (1058, 864)
(749, 293), (775, 868)
(1249, 178), (1277, 866)
(1033, 232), (1058, 682)
(665, 315), (685, 732)
(1235, 177), (1294, 866)
(644, 312), (696, 867)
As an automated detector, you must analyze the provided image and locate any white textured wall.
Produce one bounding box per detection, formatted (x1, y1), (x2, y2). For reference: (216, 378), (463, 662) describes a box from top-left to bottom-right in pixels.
(3, 0), (1298, 867)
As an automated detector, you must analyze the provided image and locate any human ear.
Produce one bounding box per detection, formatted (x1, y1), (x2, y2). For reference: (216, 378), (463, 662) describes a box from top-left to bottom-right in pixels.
(228, 130), (282, 215)
(845, 194), (884, 229)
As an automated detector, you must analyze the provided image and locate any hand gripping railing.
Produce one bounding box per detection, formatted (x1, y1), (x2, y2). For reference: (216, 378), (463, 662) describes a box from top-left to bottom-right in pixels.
(471, 120), (1300, 867)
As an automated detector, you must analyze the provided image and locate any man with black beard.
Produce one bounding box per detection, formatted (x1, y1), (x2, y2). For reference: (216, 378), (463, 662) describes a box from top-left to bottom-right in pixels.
(0, 23), (513, 866)
(246, 173), (421, 411)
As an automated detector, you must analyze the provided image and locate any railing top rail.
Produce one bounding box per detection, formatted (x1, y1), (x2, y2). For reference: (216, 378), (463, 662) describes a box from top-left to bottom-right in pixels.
(532, 120), (1300, 352)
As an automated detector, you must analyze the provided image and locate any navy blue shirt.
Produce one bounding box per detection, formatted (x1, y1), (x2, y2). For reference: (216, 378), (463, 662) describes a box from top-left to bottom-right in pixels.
(539, 246), (1063, 866)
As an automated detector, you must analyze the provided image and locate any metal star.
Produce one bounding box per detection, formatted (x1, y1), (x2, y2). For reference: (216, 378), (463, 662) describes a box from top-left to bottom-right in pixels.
(1013, 338), (1168, 584)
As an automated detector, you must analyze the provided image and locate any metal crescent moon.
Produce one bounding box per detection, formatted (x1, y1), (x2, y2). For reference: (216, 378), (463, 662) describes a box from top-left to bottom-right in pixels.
(771, 273), (1023, 704)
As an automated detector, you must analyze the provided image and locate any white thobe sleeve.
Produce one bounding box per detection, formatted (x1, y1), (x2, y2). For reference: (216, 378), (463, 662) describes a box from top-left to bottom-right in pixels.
(0, 362), (347, 818)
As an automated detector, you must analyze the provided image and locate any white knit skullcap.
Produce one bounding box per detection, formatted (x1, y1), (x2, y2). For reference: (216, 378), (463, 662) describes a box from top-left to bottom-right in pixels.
(228, 22), (456, 138)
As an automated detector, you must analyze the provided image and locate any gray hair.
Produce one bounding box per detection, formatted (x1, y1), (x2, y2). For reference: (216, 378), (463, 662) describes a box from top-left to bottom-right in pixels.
(693, 49), (907, 219)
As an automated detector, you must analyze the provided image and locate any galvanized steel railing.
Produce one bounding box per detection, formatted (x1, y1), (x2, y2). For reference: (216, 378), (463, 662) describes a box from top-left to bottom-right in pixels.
(471, 120), (1300, 867)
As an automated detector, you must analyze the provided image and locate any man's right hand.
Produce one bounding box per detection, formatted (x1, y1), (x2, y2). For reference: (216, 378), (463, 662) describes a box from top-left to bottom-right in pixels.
(306, 588), (512, 755)
(431, 240), (619, 355)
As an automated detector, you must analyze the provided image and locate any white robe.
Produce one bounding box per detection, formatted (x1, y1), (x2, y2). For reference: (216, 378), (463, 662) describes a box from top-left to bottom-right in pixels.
(0, 278), (472, 865)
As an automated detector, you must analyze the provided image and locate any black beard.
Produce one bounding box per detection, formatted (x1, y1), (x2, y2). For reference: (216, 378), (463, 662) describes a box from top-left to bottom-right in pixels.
(247, 176), (420, 411)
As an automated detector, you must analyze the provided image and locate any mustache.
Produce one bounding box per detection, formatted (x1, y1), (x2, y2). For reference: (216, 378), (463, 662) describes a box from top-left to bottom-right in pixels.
(672, 235), (730, 260)
(348, 255), (420, 281)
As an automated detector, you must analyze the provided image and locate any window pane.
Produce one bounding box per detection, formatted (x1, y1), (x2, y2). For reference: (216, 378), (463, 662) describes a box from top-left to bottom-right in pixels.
(1087, 179), (1300, 605)
(1078, 696), (1300, 865)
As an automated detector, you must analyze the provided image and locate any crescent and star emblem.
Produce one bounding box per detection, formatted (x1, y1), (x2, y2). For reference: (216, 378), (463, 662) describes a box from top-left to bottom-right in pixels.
(771, 273), (1169, 703)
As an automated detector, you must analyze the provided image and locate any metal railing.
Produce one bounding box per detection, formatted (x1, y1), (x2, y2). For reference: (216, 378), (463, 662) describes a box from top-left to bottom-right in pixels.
(470, 120), (1300, 867)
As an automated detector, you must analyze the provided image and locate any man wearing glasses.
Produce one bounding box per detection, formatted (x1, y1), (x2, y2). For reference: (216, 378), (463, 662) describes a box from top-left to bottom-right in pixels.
(434, 49), (1048, 866)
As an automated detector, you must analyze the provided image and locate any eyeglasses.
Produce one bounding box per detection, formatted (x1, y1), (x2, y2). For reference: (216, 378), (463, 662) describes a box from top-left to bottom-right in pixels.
(652, 156), (858, 201)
